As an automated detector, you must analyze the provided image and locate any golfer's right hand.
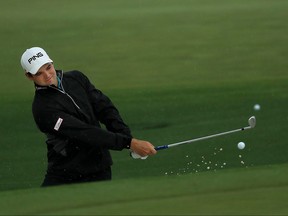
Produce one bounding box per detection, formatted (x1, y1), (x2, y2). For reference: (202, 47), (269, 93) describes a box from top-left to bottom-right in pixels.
(130, 138), (157, 157)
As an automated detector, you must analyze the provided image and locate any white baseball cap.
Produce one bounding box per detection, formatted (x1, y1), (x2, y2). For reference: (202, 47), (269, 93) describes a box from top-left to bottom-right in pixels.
(20, 47), (53, 74)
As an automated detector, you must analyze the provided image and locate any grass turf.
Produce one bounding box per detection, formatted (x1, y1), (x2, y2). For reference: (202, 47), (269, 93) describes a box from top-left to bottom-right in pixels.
(0, 163), (287, 215)
(0, 0), (288, 214)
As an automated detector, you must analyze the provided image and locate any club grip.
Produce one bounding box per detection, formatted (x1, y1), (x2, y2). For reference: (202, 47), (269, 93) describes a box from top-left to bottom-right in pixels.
(155, 145), (168, 151)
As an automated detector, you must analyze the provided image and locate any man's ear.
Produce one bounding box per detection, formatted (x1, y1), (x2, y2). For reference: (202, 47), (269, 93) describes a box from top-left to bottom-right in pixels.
(25, 72), (34, 81)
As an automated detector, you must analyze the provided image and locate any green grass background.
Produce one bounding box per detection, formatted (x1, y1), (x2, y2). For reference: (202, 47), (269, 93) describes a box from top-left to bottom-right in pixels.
(0, 0), (288, 214)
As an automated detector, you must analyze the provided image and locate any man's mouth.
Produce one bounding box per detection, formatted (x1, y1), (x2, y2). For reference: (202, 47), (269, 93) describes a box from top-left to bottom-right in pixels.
(46, 76), (52, 82)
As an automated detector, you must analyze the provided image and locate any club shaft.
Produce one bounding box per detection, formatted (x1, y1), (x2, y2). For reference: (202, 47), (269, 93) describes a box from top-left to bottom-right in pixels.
(155, 126), (251, 150)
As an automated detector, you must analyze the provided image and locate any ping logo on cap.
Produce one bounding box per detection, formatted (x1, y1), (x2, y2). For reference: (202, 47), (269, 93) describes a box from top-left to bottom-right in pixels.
(28, 52), (44, 64)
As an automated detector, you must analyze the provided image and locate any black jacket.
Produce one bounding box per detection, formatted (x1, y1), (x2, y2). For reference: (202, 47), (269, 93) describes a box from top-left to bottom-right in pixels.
(32, 70), (132, 179)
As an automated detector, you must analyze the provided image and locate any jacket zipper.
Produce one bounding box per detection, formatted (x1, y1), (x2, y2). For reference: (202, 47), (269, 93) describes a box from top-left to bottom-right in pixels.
(49, 71), (81, 110)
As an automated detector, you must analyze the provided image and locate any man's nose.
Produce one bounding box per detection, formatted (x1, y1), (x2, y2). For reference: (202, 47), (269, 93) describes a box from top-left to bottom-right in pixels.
(43, 71), (50, 79)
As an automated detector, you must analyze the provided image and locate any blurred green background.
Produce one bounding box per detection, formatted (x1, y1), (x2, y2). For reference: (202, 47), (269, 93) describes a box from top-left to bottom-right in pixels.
(0, 0), (287, 214)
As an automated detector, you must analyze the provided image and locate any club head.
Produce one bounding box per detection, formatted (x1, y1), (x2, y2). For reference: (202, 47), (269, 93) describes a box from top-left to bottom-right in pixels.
(248, 116), (256, 128)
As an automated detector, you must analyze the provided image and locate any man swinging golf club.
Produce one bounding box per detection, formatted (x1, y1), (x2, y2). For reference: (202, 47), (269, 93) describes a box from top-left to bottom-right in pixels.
(21, 47), (157, 187)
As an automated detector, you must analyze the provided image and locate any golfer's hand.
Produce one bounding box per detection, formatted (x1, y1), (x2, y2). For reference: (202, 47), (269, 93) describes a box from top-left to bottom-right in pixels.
(130, 138), (157, 157)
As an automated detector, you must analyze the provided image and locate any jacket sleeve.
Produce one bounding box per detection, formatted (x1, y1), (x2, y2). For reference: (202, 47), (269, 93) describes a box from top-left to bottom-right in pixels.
(33, 104), (131, 151)
(76, 71), (132, 138)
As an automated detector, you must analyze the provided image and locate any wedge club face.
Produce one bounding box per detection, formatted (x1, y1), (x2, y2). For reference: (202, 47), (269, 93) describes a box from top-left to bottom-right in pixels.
(248, 116), (256, 128)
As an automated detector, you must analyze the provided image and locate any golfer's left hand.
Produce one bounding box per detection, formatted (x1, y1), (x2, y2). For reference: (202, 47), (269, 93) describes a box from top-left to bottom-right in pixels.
(130, 138), (157, 158)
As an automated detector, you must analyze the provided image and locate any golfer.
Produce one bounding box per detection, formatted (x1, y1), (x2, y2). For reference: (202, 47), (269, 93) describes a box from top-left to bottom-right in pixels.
(21, 47), (157, 187)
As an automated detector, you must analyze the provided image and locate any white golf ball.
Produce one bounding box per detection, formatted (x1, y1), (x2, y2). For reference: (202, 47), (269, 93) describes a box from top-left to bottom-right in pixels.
(237, 142), (245, 150)
(254, 104), (261, 111)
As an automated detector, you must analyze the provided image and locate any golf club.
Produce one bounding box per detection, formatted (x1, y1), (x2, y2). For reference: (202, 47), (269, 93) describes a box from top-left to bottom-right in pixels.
(131, 116), (256, 159)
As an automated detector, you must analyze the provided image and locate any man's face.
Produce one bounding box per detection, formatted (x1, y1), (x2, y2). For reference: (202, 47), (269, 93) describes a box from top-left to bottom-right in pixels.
(26, 63), (58, 86)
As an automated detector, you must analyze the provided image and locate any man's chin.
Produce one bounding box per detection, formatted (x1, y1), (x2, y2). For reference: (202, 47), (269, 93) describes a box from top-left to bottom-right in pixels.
(47, 78), (57, 86)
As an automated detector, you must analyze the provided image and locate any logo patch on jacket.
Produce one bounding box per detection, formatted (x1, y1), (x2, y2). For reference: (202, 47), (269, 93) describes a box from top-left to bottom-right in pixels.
(54, 118), (63, 131)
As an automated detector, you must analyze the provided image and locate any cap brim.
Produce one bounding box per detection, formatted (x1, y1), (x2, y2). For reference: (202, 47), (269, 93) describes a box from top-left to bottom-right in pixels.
(29, 59), (53, 75)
